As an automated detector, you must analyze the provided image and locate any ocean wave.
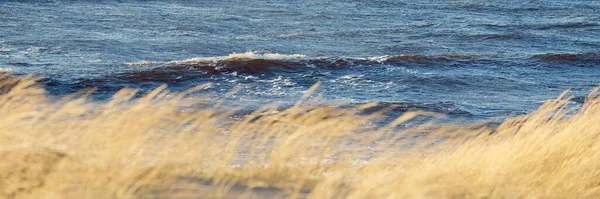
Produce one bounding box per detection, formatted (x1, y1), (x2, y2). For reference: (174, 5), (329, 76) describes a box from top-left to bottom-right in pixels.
(361, 54), (490, 64)
(121, 52), (496, 76)
(531, 52), (600, 62)
(124, 52), (493, 66)
(122, 51), (306, 66)
(121, 51), (600, 78)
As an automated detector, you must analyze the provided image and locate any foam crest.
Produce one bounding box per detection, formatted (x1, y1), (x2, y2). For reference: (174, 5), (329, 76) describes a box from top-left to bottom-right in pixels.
(123, 51), (306, 66)
(359, 54), (490, 63)
(359, 55), (391, 63)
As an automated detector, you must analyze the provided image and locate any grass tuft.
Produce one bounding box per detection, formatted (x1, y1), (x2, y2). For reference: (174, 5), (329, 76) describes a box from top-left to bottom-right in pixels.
(1, 77), (599, 198)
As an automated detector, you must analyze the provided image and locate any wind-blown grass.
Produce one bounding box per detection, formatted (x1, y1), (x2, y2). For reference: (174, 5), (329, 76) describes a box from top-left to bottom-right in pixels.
(1, 77), (599, 198)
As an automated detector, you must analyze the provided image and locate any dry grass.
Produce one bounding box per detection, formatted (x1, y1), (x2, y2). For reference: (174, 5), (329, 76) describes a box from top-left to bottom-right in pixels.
(1, 77), (600, 198)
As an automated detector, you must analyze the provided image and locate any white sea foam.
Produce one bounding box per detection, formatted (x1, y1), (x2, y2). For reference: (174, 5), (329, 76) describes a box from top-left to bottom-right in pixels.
(20, 47), (45, 55)
(360, 55), (391, 63)
(234, 35), (265, 40)
(340, 74), (364, 80)
(276, 33), (306, 39)
(123, 51), (306, 66)
(0, 67), (13, 73)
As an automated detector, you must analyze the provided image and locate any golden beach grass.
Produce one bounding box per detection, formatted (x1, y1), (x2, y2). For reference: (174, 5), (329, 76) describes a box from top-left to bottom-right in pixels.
(1, 77), (599, 198)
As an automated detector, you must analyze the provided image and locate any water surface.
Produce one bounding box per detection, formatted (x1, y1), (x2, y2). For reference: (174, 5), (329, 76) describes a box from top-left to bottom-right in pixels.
(1, 0), (599, 119)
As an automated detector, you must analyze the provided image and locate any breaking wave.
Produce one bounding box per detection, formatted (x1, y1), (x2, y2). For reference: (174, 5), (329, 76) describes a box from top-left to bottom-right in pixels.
(119, 51), (600, 78)
(122, 52), (495, 73)
(122, 52), (306, 66)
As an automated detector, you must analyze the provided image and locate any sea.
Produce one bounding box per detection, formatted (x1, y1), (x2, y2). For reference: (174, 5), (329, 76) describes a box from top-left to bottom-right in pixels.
(1, 0), (599, 121)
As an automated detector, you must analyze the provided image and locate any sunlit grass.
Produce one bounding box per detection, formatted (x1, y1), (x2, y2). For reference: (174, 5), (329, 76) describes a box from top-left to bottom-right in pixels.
(1, 77), (599, 198)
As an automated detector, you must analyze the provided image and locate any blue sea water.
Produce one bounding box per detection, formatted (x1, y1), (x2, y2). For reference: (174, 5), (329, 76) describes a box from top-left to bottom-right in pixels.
(1, 0), (599, 120)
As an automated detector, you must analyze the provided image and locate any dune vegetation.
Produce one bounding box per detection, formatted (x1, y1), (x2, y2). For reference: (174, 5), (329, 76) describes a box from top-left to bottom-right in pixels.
(1, 76), (600, 198)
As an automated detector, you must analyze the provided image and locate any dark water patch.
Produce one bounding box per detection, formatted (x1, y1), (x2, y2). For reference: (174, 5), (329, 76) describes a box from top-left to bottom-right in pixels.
(531, 52), (600, 63)
(376, 54), (493, 65)
(41, 78), (111, 97)
(570, 96), (588, 104)
(481, 22), (600, 32)
(115, 68), (208, 84)
(41, 77), (167, 100)
(535, 22), (599, 30)
(465, 33), (524, 40)
(7, 62), (33, 67)
(6, 62), (55, 68)
(482, 23), (510, 28)
(353, 101), (472, 117)
(386, 54), (440, 63)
